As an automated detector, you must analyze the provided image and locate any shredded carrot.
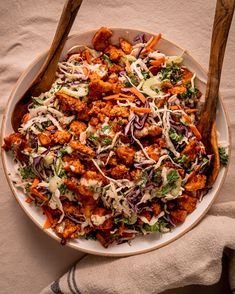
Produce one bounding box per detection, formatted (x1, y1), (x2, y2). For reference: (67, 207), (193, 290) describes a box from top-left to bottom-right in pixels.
(190, 124), (202, 140)
(31, 178), (39, 189)
(185, 108), (198, 114)
(42, 207), (53, 229)
(150, 56), (165, 67)
(25, 197), (33, 203)
(85, 50), (91, 64)
(169, 105), (181, 110)
(129, 87), (146, 103)
(183, 114), (192, 124)
(30, 178), (48, 202)
(144, 34), (162, 52)
(22, 113), (30, 124)
(82, 66), (90, 77)
(102, 94), (120, 100)
(131, 107), (152, 113)
(125, 60), (131, 73)
(156, 99), (165, 108)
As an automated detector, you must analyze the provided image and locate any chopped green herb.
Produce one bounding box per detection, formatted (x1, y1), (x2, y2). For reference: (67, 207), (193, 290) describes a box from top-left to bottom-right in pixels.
(59, 183), (68, 194)
(19, 166), (36, 180)
(160, 63), (181, 84)
(24, 183), (31, 193)
(114, 217), (129, 225)
(137, 172), (148, 188)
(101, 137), (112, 146)
(180, 85), (199, 99)
(142, 71), (150, 80)
(177, 154), (188, 164)
(219, 147), (229, 167)
(87, 131), (98, 144)
(31, 97), (44, 105)
(169, 128), (183, 142)
(161, 169), (180, 195)
(101, 125), (111, 133)
(144, 222), (160, 232)
(153, 170), (162, 184)
(103, 54), (113, 67)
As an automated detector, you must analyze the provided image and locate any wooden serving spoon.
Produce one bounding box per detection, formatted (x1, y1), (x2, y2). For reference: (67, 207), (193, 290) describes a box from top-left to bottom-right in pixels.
(198, 0), (235, 186)
(11, 0), (83, 132)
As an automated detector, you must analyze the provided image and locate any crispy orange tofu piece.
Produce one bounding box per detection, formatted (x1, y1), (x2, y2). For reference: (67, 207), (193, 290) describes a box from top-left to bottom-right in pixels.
(110, 164), (129, 179)
(92, 27), (112, 51)
(55, 92), (87, 114)
(38, 131), (52, 146)
(170, 209), (187, 225)
(105, 45), (124, 62)
(70, 121), (87, 137)
(177, 195), (197, 213)
(119, 38), (133, 54)
(53, 130), (71, 145)
(69, 140), (95, 157)
(116, 146), (135, 165)
(185, 174), (207, 191)
(151, 203), (161, 216)
(168, 86), (187, 95)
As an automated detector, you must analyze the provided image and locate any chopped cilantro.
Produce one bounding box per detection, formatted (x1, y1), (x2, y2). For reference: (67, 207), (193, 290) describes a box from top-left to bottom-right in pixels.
(160, 63), (181, 84)
(127, 73), (139, 86)
(101, 125), (111, 133)
(161, 169), (179, 195)
(144, 222), (160, 232)
(137, 172), (148, 188)
(24, 183), (31, 193)
(59, 183), (68, 194)
(87, 131), (98, 144)
(31, 97), (44, 105)
(180, 85), (199, 99)
(142, 71), (150, 80)
(103, 54), (113, 67)
(169, 128), (183, 142)
(177, 154), (188, 164)
(19, 166), (36, 180)
(153, 170), (162, 184)
(114, 217), (129, 225)
(101, 137), (112, 146)
(219, 147), (229, 167)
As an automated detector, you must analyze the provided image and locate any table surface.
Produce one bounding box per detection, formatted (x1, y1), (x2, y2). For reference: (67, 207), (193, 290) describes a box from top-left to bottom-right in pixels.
(0, 1), (234, 293)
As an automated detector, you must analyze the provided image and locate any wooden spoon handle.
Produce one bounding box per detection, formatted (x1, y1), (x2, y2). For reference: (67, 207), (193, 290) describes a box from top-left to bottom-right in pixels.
(29, 0), (83, 96)
(198, 0), (235, 147)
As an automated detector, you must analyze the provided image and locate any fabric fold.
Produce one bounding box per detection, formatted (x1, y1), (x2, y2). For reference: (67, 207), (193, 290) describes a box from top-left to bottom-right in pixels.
(40, 202), (235, 294)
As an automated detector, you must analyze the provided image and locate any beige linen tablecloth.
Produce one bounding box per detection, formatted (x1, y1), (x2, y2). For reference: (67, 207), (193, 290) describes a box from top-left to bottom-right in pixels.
(0, 1), (234, 293)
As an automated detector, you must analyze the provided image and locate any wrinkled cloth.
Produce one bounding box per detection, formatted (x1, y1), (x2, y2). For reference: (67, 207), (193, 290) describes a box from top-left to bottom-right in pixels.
(40, 202), (235, 294)
(0, 0), (235, 294)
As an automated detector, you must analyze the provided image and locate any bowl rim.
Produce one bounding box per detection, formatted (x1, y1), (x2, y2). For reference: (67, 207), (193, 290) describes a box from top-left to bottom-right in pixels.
(1, 27), (232, 257)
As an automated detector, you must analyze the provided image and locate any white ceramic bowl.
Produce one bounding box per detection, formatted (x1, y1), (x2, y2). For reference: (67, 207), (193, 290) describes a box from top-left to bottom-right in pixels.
(1, 28), (230, 256)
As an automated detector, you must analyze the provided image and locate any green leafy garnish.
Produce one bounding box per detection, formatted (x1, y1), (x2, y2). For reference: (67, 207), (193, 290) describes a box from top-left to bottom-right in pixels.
(144, 222), (160, 232)
(180, 83), (199, 99)
(103, 54), (113, 67)
(219, 147), (229, 167)
(153, 170), (162, 184)
(32, 97), (44, 105)
(161, 169), (180, 195)
(137, 172), (148, 188)
(59, 183), (68, 194)
(177, 154), (188, 164)
(169, 128), (183, 142)
(142, 71), (150, 80)
(160, 63), (181, 84)
(87, 131), (98, 144)
(19, 166), (36, 180)
(101, 137), (112, 146)
(101, 125), (111, 133)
